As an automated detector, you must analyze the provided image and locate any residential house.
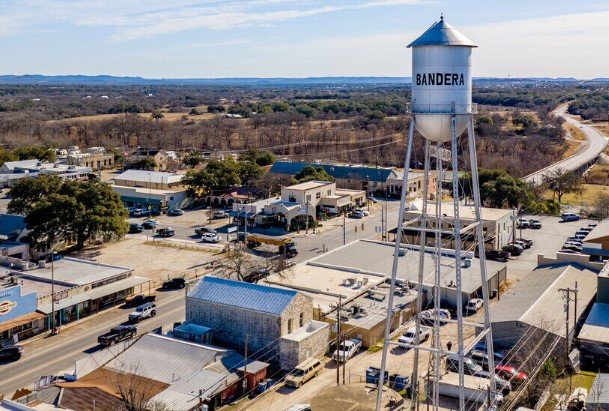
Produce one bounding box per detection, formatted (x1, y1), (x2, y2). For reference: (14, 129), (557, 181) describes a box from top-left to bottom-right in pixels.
(131, 148), (171, 171)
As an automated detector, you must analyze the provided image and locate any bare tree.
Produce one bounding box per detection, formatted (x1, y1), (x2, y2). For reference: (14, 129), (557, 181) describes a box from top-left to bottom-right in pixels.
(113, 366), (167, 411)
(592, 192), (609, 219)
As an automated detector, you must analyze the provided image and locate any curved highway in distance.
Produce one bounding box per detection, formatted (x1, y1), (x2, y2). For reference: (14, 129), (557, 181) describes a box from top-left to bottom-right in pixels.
(524, 104), (608, 184)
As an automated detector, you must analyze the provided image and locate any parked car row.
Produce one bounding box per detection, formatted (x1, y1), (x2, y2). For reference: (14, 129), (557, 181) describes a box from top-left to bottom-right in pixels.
(501, 236), (533, 257)
(348, 209), (369, 219)
(516, 218), (542, 229)
(560, 223), (596, 254)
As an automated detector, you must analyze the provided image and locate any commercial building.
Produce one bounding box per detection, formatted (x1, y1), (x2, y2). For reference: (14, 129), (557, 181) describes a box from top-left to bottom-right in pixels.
(232, 180), (365, 229)
(309, 240), (507, 309)
(402, 200), (515, 250)
(269, 161), (436, 198)
(582, 219), (609, 261)
(66, 147), (114, 170)
(491, 263), (598, 348)
(577, 264), (609, 367)
(186, 276), (314, 366)
(31, 332), (269, 411)
(0, 160), (91, 188)
(0, 279), (44, 344)
(6, 257), (151, 332)
(112, 169), (187, 213)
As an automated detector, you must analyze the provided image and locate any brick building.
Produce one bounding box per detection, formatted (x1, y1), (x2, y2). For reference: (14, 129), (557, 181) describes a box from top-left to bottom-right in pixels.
(186, 276), (313, 366)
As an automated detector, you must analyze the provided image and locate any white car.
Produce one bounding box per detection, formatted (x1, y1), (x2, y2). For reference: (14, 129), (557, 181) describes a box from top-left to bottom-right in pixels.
(419, 308), (451, 323)
(397, 326), (431, 348)
(201, 233), (220, 243)
(211, 210), (229, 219)
(466, 298), (483, 313)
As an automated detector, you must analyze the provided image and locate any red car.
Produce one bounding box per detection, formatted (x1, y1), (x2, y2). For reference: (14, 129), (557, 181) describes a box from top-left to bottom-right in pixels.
(495, 365), (528, 386)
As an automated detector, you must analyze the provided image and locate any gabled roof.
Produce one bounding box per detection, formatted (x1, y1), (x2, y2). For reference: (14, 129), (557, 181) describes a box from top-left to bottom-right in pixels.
(188, 276), (298, 315)
(269, 161), (395, 183)
(0, 159), (40, 171)
(105, 333), (226, 383)
(408, 17), (477, 48)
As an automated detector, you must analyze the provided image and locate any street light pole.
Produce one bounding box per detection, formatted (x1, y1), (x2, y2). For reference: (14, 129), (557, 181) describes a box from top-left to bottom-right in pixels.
(343, 211), (346, 245)
(148, 172), (152, 218)
(51, 251), (55, 332)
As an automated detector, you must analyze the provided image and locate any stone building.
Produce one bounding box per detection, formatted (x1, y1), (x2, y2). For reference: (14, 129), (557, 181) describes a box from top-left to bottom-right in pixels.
(279, 320), (330, 370)
(186, 276), (313, 365)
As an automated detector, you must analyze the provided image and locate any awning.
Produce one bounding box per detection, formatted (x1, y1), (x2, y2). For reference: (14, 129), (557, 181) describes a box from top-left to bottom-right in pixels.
(38, 293), (92, 315)
(86, 276), (151, 300)
(0, 311), (46, 333)
(228, 211), (256, 218)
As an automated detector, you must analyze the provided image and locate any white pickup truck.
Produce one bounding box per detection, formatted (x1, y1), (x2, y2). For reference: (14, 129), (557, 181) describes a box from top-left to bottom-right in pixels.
(332, 338), (362, 362)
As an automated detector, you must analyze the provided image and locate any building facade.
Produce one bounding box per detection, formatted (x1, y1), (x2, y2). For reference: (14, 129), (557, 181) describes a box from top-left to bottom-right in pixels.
(186, 276), (313, 365)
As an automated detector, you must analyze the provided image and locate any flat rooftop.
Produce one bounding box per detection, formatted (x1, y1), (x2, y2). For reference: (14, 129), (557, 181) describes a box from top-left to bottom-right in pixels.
(265, 261), (385, 312)
(285, 180), (333, 191)
(311, 240), (506, 294)
(407, 200), (512, 221)
(282, 320), (329, 342)
(14, 257), (132, 287)
(338, 281), (418, 330)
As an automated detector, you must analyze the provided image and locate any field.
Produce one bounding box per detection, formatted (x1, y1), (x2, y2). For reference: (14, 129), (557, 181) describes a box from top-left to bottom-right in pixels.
(47, 105), (223, 124)
(566, 123), (586, 141)
(554, 183), (609, 205)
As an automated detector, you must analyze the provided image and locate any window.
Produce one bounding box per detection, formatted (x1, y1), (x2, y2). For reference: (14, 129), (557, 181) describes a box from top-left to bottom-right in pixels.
(316, 192), (321, 199)
(289, 195), (296, 202)
(327, 190), (331, 195)
(300, 312), (304, 327)
(287, 318), (293, 333)
(306, 195), (311, 202)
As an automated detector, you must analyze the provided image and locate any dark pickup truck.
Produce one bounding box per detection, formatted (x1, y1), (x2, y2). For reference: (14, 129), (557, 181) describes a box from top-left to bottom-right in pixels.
(124, 293), (157, 308)
(97, 325), (137, 346)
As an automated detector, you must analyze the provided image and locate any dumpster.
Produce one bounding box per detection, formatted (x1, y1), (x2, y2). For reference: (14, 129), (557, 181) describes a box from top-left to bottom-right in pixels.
(366, 367), (389, 385)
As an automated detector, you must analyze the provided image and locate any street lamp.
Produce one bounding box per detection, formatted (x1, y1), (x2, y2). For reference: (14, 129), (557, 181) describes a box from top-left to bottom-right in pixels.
(147, 172), (152, 218)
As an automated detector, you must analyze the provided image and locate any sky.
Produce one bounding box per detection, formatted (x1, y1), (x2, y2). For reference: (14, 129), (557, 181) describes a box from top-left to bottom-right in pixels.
(1, 0), (608, 79)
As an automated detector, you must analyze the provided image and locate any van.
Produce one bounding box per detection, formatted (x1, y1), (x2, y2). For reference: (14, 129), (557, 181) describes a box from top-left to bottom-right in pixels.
(445, 354), (483, 375)
(284, 358), (323, 388)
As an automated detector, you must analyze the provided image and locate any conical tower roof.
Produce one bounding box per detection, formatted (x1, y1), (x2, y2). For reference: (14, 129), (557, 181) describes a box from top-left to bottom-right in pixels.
(408, 15), (477, 48)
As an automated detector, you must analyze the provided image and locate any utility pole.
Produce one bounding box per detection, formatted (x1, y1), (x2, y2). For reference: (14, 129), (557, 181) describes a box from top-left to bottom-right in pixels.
(559, 285), (578, 392)
(51, 251), (55, 332)
(343, 211), (346, 245)
(305, 202), (309, 234)
(243, 334), (249, 393)
(336, 295), (342, 385)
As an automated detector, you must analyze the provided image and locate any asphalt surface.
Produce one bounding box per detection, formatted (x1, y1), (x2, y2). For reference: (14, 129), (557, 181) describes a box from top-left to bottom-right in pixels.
(1, 201), (401, 397)
(524, 104), (608, 184)
(0, 290), (185, 396)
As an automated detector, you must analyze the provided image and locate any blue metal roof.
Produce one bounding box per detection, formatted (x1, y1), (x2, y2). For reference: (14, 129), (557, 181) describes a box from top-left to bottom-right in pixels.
(269, 161), (393, 183)
(0, 214), (26, 238)
(188, 276), (297, 315)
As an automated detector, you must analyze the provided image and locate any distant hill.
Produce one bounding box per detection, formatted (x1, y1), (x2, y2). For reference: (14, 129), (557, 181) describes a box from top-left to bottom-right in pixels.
(0, 74), (605, 86)
(0, 75), (412, 86)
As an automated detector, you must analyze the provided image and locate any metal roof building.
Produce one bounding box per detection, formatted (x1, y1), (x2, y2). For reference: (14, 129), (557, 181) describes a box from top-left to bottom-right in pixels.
(491, 263), (598, 348)
(309, 240), (507, 308)
(186, 276), (313, 366)
(188, 276), (298, 315)
(582, 219), (609, 259)
(269, 161), (396, 183)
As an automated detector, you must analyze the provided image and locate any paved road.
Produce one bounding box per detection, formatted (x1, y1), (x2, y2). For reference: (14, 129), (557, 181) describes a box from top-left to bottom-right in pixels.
(525, 104), (608, 184)
(1, 201), (402, 397)
(0, 290), (185, 396)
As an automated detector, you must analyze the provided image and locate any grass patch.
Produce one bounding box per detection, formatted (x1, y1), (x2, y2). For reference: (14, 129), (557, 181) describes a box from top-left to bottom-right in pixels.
(566, 123), (586, 141)
(548, 184), (609, 205)
(561, 140), (582, 160)
(542, 371), (597, 411)
(368, 341), (384, 352)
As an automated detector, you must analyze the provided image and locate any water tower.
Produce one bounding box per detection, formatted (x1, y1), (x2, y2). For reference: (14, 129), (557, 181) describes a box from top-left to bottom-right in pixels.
(375, 16), (498, 411)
